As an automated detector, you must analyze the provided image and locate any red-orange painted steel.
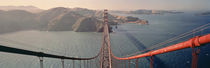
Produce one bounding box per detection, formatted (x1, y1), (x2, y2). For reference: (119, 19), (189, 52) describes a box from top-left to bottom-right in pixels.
(191, 45), (200, 68)
(128, 60), (130, 68)
(150, 56), (154, 68)
(135, 59), (138, 68)
(112, 34), (210, 60)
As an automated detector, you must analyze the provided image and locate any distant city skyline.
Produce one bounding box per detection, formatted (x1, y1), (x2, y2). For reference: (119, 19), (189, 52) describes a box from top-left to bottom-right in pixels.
(0, 0), (210, 11)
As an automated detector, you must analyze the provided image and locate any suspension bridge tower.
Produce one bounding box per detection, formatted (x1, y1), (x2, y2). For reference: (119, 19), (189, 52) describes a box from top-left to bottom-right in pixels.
(100, 9), (112, 68)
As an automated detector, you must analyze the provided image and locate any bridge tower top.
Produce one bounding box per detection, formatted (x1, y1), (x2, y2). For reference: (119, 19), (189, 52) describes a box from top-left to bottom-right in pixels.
(100, 9), (112, 68)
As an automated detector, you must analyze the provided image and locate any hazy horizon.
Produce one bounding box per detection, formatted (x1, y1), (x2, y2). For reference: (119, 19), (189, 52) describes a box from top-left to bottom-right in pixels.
(0, 0), (210, 11)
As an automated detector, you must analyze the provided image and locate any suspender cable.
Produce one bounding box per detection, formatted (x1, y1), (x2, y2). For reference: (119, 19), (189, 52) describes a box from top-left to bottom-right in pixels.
(84, 60), (86, 68)
(86, 60), (88, 68)
(73, 60), (75, 68)
(61, 59), (64, 68)
(124, 60), (126, 68)
(80, 60), (81, 68)
(128, 60), (131, 68)
(39, 57), (43, 68)
(136, 59), (138, 68)
(150, 56), (154, 68)
(191, 36), (200, 68)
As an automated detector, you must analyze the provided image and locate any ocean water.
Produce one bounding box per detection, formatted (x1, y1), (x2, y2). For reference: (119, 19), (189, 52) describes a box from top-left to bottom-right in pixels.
(0, 31), (102, 68)
(0, 12), (209, 68)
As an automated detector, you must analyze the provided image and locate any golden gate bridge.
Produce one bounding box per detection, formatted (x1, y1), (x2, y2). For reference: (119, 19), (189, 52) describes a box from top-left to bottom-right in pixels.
(0, 9), (210, 68)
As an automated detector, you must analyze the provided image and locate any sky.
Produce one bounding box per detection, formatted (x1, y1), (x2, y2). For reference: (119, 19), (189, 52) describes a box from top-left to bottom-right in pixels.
(0, 0), (210, 11)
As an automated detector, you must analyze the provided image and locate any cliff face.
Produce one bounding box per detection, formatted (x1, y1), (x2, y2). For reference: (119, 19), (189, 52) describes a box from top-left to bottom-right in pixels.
(72, 17), (103, 32)
(37, 7), (71, 30)
(47, 12), (82, 31)
(0, 7), (149, 33)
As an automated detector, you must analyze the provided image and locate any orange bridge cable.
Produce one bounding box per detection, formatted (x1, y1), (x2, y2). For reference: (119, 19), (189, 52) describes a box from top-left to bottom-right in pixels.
(154, 24), (210, 46)
(124, 26), (210, 57)
(149, 26), (209, 51)
(137, 28), (206, 54)
(133, 25), (209, 55)
(155, 23), (210, 46)
(149, 24), (209, 46)
(111, 34), (210, 60)
(151, 26), (210, 48)
(129, 23), (209, 52)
